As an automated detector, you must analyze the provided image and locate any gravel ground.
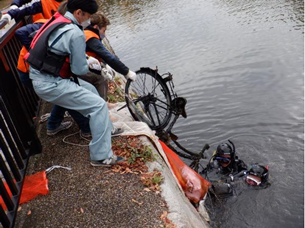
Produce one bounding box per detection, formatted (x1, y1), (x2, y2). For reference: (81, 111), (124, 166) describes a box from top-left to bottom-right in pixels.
(14, 101), (170, 228)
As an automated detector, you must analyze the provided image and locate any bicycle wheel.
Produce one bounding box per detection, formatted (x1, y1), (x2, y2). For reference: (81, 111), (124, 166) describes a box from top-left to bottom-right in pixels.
(125, 67), (172, 130)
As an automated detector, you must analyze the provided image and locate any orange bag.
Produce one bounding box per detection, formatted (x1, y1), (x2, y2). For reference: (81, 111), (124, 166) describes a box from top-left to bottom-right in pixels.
(159, 140), (211, 204)
(0, 171), (49, 210)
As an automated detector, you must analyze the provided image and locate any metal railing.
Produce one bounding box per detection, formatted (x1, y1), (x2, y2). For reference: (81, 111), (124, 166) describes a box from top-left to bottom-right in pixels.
(0, 16), (41, 228)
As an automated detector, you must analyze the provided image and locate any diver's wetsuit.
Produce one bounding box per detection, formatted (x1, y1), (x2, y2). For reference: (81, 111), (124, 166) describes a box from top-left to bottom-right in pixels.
(202, 156), (248, 195)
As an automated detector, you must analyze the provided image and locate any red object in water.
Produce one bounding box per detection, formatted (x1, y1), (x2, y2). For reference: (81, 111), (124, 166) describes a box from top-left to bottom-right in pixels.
(159, 140), (211, 204)
(0, 171), (49, 210)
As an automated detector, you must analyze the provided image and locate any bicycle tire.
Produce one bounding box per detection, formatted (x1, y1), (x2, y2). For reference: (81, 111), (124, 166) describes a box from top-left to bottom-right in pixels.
(125, 67), (172, 130)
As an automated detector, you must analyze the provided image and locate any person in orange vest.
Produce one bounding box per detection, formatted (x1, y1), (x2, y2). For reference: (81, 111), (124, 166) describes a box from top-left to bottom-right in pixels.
(1, 0), (65, 23)
(15, 1), (91, 136)
(79, 12), (136, 101)
(94, 13), (118, 59)
(16, 19), (47, 89)
(15, 0), (68, 88)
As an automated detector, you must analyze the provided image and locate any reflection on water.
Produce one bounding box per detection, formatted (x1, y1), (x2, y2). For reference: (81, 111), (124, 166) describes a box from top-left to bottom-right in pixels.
(98, 0), (303, 227)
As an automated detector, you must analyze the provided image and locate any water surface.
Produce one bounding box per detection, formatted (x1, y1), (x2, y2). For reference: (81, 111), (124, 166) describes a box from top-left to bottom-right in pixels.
(100, 0), (303, 227)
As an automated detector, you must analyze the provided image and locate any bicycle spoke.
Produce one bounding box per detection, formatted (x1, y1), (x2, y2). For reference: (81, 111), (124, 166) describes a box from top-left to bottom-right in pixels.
(125, 68), (172, 130)
(152, 103), (161, 126)
(152, 81), (161, 95)
(134, 76), (147, 94)
(130, 81), (145, 96)
(155, 98), (170, 107)
(155, 103), (170, 111)
(146, 106), (156, 127)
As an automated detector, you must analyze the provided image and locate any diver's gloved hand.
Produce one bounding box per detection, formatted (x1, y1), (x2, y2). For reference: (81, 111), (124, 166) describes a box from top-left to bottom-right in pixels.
(86, 56), (101, 71)
(126, 70), (137, 81)
(9, 5), (18, 10)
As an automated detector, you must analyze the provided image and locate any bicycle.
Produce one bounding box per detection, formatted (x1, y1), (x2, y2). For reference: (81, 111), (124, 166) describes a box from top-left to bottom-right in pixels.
(124, 67), (209, 173)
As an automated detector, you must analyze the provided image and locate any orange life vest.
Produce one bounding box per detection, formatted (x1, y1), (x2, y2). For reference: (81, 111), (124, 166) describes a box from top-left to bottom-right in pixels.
(32, 13), (44, 22)
(84, 30), (102, 62)
(17, 19), (48, 73)
(32, 0), (61, 22)
(40, 0), (61, 20)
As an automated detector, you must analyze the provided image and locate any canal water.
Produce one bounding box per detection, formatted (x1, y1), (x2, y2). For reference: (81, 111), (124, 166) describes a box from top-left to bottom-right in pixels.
(0, 0), (302, 227)
(0, 0), (301, 227)
(99, 0), (304, 227)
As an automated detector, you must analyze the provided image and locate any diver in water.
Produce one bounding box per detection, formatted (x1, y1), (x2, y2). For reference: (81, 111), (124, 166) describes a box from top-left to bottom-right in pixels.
(210, 163), (270, 196)
(242, 163), (270, 187)
(202, 140), (248, 180)
(201, 140), (269, 195)
(201, 162), (270, 225)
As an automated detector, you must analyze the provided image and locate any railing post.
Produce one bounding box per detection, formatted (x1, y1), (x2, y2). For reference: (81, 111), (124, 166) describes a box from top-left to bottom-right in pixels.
(0, 15), (42, 228)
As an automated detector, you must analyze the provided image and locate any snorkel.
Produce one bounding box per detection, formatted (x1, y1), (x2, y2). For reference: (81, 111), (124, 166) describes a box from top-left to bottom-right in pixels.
(228, 140), (236, 169)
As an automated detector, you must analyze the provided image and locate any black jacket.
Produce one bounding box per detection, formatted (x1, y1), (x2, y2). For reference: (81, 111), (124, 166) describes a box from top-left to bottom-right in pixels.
(85, 26), (129, 76)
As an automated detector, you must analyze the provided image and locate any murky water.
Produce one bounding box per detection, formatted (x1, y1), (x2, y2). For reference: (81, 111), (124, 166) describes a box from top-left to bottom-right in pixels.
(0, 0), (302, 227)
(98, 0), (303, 227)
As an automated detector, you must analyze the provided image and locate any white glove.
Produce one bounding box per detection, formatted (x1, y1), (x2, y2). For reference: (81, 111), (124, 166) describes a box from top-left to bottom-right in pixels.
(126, 70), (137, 81)
(105, 64), (115, 75)
(86, 56), (101, 71)
(101, 68), (113, 81)
(101, 64), (115, 81)
(9, 5), (18, 10)
(1, 14), (12, 22)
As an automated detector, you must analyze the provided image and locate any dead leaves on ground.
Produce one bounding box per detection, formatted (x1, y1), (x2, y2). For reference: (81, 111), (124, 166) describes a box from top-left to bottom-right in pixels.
(131, 198), (143, 205)
(140, 171), (163, 192)
(112, 136), (153, 174)
(160, 211), (177, 228)
(111, 136), (163, 193)
(107, 80), (125, 103)
(110, 122), (172, 227)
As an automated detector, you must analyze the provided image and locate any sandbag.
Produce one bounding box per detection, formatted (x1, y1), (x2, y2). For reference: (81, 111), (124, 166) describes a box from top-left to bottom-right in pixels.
(159, 140), (211, 204)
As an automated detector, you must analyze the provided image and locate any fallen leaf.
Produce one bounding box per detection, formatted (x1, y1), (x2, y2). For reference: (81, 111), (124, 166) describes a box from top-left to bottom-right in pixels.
(143, 188), (151, 192)
(160, 211), (167, 220)
(27, 210), (31, 216)
(103, 170), (112, 174)
(17, 206), (22, 212)
(80, 208), (84, 213)
(131, 199), (143, 205)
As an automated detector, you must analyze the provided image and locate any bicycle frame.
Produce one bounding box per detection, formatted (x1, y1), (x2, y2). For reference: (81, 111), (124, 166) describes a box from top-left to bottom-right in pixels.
(124, 67), (210, 173)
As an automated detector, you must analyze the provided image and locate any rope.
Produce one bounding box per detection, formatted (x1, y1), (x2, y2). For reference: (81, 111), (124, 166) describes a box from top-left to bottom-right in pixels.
(40, 113), (50, 123)
(62, 130), (90, 147)
(40, 111), (89, 147)
(46, 165), (72, 174)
